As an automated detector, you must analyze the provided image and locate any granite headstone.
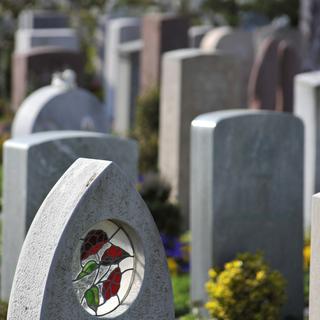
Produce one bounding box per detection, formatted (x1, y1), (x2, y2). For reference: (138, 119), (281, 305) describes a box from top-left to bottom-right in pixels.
(191, 110), (304, 319)
(294, 71), (320, 230)
(7, 158), (173, 319)
(1, 130), (138, 301)
(159, 49), (241, 223)
(140, 13), (189, 94)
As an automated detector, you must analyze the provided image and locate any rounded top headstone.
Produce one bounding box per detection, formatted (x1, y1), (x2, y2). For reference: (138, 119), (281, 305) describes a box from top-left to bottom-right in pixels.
(12, 71), (109, 137)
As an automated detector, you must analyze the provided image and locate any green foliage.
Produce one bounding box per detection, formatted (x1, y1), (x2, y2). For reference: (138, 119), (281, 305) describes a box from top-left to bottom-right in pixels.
(132, 88), (160, 173)
(203, 0), (299, 26)
(172, 274), (191, 317)
(205, 252), (286, 320)
(0, 301), (7, 320)
(139, 173), (182, 236)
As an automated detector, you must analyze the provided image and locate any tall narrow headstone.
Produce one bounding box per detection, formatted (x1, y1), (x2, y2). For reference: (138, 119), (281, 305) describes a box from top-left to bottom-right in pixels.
(104, 18), (141, 124)
(276, 41), (300, 112)
(140, 13), (189, 94)
(294, 71), (320, 229)
(116, 40), (142, 136)
(191, 110), (303, 319)
(201, 26), (254, 106)
(11, 47), (84, 110)
(12, 70), (108, 137)
(159, 49), (241, 222)
(7, 158), (174, 319)
(1, 130), (138, 301)
(309, 193), (320, 320)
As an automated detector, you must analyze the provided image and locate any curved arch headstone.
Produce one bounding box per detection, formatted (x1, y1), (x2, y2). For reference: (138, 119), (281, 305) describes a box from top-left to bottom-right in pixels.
(12, 77), (109, 137)
(201, 27), (254, 105)
(1, 131), (138, 301)
(8, 158), (174, 319)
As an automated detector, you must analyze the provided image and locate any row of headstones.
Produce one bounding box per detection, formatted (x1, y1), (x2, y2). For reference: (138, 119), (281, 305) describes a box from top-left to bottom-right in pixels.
(12, 10), (83, 110)
(3, 108), (311, 319)
(12, 10), (302, 135)
(0, 109), (298, 319)
(104, 14), (302, 136)
(159, 49), (319, 231)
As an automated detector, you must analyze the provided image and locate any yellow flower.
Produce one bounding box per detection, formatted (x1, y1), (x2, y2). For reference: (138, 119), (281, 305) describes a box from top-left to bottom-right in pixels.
(304, 245), (311, 270)
(256, 271), (266, 281)
(167, 257), (178, 275)
(208, 268), (217, 279)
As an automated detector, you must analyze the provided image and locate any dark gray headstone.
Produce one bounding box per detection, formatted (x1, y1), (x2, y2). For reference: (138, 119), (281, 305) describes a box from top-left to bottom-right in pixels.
(1, 131), (138, 301)
(191, 110), (304, 319)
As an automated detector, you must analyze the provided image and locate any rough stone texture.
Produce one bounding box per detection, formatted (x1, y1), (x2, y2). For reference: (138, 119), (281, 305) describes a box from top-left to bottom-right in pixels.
(201, 26), (254, 106)
(2, 131), (138, 301)
(191, 110), (304, 319)
(159, 49), (241, 223)
(276, 41), (301, 112)
(248, 37), (280, 110)
(116, 40), (142, 136)
(188, 25), (211, 48)
(11, 47), (84, 111)
(7, 158), (174, 319)
(12, 80), (108, 137)
(18, 10), (69, 29)
(309, 193), (320, 320)
(140, 13), (189, 94)
(14, 28), (80, 53)
(105, 18), (141, 125)
(294, 71), (320, 230)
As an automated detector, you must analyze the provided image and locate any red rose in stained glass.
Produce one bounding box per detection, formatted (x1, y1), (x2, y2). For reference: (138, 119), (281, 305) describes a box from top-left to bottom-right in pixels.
(80, 229), (108, 261)
(102, 267), (122, 301)
(100, 244), (130, 266)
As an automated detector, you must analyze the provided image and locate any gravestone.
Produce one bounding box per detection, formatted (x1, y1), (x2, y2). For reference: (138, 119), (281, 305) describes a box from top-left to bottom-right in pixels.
(294, 71), (320, 230)
(18, 10), (69, 29)
(309, 193), (320, 320)
(190, 110), (304, 319)
(140, 13), (189, 94)
(12, 70), (108, 137)
(201, 26), (254, 106)
(116, 40), (142, 136)
(188, 25), (211, 48)
(11, 47), (84, 110)
(105, 18), (141, 125)
(7, 158), (173, 319)
(1, 130), (138, 301)
(248, 37), (280, 110)
(276, 41), (300, 112)
(159, 49), (241, 223)
(15, 28), (80, 53)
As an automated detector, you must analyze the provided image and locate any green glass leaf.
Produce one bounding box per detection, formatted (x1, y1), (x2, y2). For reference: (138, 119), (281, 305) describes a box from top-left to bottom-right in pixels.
(84, 285), (100, 313)
(76, 260), (99, 280)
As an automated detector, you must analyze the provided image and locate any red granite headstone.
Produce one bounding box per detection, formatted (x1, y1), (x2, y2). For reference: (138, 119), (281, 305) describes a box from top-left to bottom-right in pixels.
(248, 38), (280, 110)
(139, 13), (189, 94)
(11, 47), (84, 111)
(276, 41), (301, 112)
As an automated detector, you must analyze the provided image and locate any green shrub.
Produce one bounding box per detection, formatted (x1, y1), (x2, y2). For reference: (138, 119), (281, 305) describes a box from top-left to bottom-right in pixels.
(0, 301), (7, 320)
(205, 252), (286, 320)
(132, 87), (159, 173)
(172, 274), (191, 317)
(139, 173), (181, 236)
